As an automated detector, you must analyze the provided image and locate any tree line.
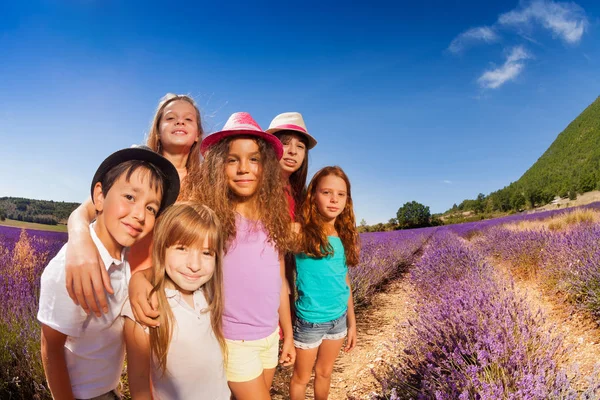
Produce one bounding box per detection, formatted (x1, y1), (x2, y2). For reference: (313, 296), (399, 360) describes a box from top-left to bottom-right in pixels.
(359, 201), (443, 232)
(0, 197), (80, 225)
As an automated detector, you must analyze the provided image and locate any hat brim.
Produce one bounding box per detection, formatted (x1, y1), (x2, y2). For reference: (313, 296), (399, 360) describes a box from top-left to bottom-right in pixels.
(266, 127), (317, 150)
(200, 129), (284, 160)
(91, 147), (180, 214)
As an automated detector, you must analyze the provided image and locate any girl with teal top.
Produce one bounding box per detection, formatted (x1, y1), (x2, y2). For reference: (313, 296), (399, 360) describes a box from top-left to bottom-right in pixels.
(290, 166), (360, 400)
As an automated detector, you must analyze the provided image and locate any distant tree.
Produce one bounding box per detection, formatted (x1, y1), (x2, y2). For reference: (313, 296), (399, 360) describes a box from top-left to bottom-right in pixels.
(474, 193), (486, 214)
(388, 217), (397, 225)
(0, 207), (5, 221)
(579, 172), (596, 193)
(568, 189), (577, 200)
(525, 187), (542, 208)
(510, 192), (526, 211)
(396, 201), (431, 229)
(357, 219), (368, 233)
(430, 214), (444, 226)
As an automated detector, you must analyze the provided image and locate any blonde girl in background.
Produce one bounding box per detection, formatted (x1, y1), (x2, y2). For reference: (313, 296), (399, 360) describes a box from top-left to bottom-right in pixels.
(129, 112), (296, 400)
(289, 166), (360, 400)
(123, 202), (230, 399)
(64, 94), (203, 317)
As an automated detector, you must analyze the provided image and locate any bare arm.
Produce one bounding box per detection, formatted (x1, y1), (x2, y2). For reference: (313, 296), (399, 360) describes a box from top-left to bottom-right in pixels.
(278, 255), (296, 366)
(129, 268), (160, 327)
(124, 318), (152, 400)
(40, 324), (76, 400)
(65, 197), (113, 317)
(345, 273), (357, 352)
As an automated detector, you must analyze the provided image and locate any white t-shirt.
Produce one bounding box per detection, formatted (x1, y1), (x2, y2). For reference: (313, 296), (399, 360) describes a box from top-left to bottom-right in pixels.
(122, 287), (230, 400)
(37, 223), (130, 399)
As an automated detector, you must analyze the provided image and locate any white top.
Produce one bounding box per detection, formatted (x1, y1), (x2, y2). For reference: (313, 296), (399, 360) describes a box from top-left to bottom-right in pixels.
(37, 223), (130, 399)
(122, 287), (230, 400)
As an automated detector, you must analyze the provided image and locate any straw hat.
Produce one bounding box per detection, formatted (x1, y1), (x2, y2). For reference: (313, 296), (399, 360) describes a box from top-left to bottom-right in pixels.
(266, 112), (317, 149)
(200, 112), (284, 160)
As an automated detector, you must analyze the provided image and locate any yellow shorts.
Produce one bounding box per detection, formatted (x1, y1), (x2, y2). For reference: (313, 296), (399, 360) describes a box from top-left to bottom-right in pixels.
(225, 328), (280, 382)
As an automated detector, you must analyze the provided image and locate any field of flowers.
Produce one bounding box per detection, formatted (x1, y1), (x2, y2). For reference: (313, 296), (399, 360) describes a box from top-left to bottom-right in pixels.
(3, 203), (600, 399)
(372, 205), (600, 399)
(0, 225), (66, 399)
(0, 222), (428, 399)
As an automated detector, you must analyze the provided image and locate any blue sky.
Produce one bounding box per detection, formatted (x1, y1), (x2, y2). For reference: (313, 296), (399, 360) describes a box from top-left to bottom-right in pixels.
(1, 0), (599, 225)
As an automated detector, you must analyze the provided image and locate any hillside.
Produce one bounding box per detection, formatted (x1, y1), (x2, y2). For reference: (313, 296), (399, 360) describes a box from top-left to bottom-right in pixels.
(0, 197), (80, 225)
(448, 96), (600, 216)
(516, 96), (600, 199)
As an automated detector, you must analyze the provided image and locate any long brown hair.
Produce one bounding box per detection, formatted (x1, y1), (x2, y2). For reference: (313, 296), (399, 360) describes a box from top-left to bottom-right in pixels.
(297, 166), (360, 266)
(146, 93), (203, 200)
(275, 131), (309, 211)
(188, 136), (293, 253)
(148, 202), (226, 375)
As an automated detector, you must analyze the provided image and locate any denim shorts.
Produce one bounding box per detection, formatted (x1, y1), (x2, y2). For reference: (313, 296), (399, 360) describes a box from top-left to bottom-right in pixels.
(293, 312), (347, 349)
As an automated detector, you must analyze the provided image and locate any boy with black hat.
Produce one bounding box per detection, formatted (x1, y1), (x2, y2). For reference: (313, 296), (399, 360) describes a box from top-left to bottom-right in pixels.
(38, 146), (179, 400)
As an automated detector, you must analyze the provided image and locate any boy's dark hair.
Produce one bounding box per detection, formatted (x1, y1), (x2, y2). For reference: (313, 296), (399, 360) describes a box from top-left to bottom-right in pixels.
(100, 160), (166, 204)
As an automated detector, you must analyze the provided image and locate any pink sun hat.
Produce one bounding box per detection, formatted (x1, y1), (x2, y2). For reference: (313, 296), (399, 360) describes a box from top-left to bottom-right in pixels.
(200, 112), (284, 160)
(266, 112), (317, 149)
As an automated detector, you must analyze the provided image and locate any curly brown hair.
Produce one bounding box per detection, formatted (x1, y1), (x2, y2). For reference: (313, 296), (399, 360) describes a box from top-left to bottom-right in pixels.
(297, 166), (360, 266)
(145, 93), (203, 201)
(148, 202), (226, 375)
(187, 136), (293, 253)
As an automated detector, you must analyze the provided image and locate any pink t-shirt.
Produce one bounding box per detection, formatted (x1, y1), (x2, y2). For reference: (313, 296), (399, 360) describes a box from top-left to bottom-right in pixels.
(222, 214), (282, 340)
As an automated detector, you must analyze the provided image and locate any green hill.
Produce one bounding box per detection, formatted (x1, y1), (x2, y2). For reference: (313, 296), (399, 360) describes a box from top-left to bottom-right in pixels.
(447, 96), (600, 216)
(0, 197), (80, 225)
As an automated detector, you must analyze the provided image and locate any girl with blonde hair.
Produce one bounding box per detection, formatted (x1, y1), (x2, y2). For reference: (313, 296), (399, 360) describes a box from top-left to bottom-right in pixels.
(64, 93), (203, 316)
(123, 202), (230, 399)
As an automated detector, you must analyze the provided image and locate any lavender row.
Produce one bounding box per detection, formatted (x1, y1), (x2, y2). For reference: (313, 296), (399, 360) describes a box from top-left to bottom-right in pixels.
(477, 222), (600, 320)
(350, 228), (433, 308)
(373, 231), (599, 399)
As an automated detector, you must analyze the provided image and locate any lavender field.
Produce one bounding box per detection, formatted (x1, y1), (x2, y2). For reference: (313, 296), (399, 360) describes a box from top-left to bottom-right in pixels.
(3, 204), (600, 399)
(0, 225), (66, 399)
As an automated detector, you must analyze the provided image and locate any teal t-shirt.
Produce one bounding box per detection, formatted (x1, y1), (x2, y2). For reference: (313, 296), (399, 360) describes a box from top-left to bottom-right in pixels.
(295, 236), (350, 323)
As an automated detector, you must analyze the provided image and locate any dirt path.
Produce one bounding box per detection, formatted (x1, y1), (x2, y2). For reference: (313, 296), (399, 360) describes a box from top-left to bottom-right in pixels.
(271, 277), (417, 399)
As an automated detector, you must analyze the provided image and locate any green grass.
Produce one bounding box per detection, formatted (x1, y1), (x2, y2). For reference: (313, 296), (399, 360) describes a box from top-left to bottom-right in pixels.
(0, 219), (67, 232)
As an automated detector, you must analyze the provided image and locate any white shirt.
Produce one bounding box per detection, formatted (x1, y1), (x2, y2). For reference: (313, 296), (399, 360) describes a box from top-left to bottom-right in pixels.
(122, 287), (230, 400)
(37, 223), (131, 399)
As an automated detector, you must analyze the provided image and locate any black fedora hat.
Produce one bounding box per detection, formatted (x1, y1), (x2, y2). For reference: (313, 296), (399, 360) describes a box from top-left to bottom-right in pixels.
(91, 145), (180, 213)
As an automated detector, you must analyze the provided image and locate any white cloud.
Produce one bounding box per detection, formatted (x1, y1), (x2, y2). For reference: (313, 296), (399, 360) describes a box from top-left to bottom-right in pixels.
(498, 0), (588, 44)
(448, 26), (500, 53)
(478, 46), (531, 89)
(443, 180), (453, 184)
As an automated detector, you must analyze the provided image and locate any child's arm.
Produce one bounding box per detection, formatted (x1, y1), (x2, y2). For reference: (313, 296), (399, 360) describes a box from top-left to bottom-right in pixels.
(40, 324), (76, 400)
(129, 269), (160, 327)
(124, 317), (152, 400)
(345, 273), (357, 352)
(278, 255), (296, 367)
(65, 197), (113, 317)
